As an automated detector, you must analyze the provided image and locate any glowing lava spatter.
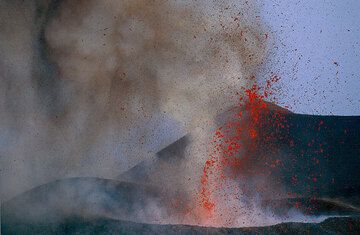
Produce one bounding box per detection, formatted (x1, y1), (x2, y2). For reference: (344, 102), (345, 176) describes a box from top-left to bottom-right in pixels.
(199, 75), (286, 218)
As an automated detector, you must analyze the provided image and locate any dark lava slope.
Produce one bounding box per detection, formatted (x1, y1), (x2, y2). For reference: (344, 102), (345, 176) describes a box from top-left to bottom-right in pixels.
(2, 177), (360, 234)
(2, 107), (360, 234)
(3, 215), (360, 235)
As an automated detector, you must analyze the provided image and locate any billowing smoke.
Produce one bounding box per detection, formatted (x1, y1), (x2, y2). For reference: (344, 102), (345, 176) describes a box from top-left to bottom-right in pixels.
(0, 0), (267, 201)
(11, 0), (336, 229)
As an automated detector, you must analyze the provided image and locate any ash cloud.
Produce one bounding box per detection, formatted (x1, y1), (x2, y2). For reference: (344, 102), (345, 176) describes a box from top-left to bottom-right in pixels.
(0, 0), (268, 201)
(0, 0), (268, 217)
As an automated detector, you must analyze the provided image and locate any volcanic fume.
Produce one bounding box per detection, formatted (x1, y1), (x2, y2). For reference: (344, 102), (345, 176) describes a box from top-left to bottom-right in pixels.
(0, 0), (332, 229)
(0, 0), (266, 199)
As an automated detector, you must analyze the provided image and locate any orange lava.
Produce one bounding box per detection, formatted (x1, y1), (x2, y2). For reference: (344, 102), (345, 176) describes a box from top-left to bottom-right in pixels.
(198, 75), (284, 219)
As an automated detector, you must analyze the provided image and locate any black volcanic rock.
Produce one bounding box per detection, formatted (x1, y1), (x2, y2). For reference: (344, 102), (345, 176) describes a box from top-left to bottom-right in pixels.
(2, 177), (360, 234)
(119, 136), (190, 184)
(256, 111), (360, 200)
(121, 102), (360, 202)
(214, 103), (360, 202)
(2, 104), (360, 234)
(1, 178), (178, 232)
(2, 210), (360, 234)
(1, 177), (359, 234)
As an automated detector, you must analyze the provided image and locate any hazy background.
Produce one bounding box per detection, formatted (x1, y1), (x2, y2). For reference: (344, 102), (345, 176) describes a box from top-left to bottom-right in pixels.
(261, 0), (360, 115)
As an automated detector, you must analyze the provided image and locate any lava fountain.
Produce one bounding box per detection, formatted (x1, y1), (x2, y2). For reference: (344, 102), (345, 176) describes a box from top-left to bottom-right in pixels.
(193, 75), (301, 227)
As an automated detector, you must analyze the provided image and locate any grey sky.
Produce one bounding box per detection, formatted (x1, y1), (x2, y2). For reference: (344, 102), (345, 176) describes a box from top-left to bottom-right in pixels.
(260, 0), (360, 115)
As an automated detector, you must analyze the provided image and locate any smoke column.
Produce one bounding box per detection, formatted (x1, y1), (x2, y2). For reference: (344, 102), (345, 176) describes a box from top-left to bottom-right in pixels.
(0, 0), (268, 215)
